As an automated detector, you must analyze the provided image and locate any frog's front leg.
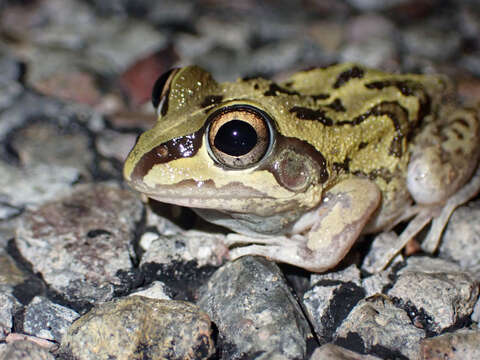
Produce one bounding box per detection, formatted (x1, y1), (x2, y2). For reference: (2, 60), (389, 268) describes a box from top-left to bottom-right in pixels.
(227, 178), (380, 272)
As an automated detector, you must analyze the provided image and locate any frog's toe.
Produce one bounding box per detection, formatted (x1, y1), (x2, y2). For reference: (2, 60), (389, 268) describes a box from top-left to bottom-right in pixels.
(228, 242), (340, 273)
(224, 233), (293, 246)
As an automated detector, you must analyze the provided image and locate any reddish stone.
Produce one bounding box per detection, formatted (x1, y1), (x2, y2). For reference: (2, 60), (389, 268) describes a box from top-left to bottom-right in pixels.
(33, 71), (102, 106)
(119, 46), (178, 107)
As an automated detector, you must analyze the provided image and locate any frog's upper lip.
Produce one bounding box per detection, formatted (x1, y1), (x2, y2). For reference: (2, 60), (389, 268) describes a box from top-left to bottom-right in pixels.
(147, 194), (256, 208)
(126, 178), (272, 206)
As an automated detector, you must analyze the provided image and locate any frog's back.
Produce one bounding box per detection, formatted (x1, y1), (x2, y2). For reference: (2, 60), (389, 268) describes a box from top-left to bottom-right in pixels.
(265, 64), (446, 189)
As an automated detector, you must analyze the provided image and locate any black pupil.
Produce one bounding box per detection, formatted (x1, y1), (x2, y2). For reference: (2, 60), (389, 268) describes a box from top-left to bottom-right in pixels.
(214, 120), (257, 156)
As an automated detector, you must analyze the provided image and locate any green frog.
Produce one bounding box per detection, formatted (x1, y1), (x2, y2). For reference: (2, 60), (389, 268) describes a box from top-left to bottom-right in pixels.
(124, 63), (480, 272)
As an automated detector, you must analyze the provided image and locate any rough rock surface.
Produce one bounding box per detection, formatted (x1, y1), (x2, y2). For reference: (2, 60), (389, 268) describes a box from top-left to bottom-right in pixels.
(15, 184), (143, 303)
(334, 295), (425, 359)
(0, 340), (55, 360)
(60, 296), (214, 360)
(23, 296), (79, 342)
(197, 256), (311, 359)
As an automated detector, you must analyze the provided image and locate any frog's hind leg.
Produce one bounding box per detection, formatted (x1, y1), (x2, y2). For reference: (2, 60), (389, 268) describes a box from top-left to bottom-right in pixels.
(370, 107), (480, 272)
(406, 106), (480, 252)
(422, 163), (480, 252)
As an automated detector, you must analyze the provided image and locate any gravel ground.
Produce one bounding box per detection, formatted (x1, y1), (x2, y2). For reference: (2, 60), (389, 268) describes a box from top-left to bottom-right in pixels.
(1, 1), (480, 359)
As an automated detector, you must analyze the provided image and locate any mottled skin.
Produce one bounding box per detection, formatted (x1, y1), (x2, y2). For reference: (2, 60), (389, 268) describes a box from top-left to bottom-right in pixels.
(124, 63), (480, 272)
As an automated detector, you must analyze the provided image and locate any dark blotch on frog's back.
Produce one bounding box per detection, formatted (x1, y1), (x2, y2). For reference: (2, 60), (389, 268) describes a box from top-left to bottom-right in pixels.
(332, 157), (351, 174)
(452, 117), (471, 128)
(289, 101), (409, 158)
(131, 128), (205, 181)
(352, 167), (394, 184)
(365, 79), (417, 96)
(358, 141), (368, 150)
(289, 107), (334, 126)
(365, 79), (432, 125)
(333, 66), (365, 89)
(311, 93), (330, 100)
(201, 95), (223, 108)
(326, 98), (346, 112)
(348, 101), (409, 158)
(264, 83), (300, 97)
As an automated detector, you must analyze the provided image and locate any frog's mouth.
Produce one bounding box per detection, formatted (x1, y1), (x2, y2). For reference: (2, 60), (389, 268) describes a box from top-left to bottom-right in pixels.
(126, 178), (300, 215)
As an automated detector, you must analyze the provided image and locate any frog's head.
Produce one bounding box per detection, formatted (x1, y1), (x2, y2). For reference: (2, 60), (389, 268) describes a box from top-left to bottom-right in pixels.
(123, 66), (329, 217)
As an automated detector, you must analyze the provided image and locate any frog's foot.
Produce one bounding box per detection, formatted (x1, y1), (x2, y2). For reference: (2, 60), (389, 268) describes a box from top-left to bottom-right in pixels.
(227, 178), (381, 272)
(370, 164), (480, 272)
(227, 234), (313, 268)
(422, 163), (480, 253)
(225, 233), (301, 247)
(365, 211), (432, 273)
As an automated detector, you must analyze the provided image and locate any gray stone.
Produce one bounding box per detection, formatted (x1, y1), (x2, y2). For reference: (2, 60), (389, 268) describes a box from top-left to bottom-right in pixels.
(129, 281), (171, 300)
(140, 230), (227, 268)
(402, 24), (462, 61)
(27, 0), (94, 50)
(0, 89), (92, 146)
(95, 129), (138, 163)
(361, 274), (389, 297)
(0, 292), (20, 338)
(9, 121), (94, 181)
(0, 54), (24, 83)
(345, 0), (411, 11)
(420, 329), (480, 360)
(249, 39), (326, 79)
(439, 200), (480, 272)
(334, 295), (425, 359)
(145, 206), (183, 235)
(0, 249), (26, 288)
(398, 256), (463, 275)
(361, 258), (404, 297)
(310, 265), (361, 287)
(147, 0), (195, 24)
(340, 39), (398, 69)
(345, 14), (397, 43)
(388, 270), (478, 333)
(23, 296), (79, 342)
(310, 343), (382, 360)
(0, 162), (79, 210)
(460, 53), (480, 78)
(197, 256), (310, 359)
(305, 265), (365, 341)
(0, 340), (54, 360)
(472, 296), (480, 323)
(15, 184), (143, 303)
(3, 0), (93, 50)
(60, 296), (214, 360)
(0, 228), (14, 249)
(362, 232), (405, 274)
(0, 80), (22, 112)
(341, 14), (398, 69)
(0, 203), (21, 220)
(87, 19), (167, 72)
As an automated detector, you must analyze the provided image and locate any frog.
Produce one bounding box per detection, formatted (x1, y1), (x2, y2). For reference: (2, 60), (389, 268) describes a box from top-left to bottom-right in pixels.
(123, 63), (480, 272)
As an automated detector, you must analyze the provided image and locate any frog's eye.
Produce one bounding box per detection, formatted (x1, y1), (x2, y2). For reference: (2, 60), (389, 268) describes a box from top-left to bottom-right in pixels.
(151, 68), (179, 115)
(206, 105), (273, 169)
